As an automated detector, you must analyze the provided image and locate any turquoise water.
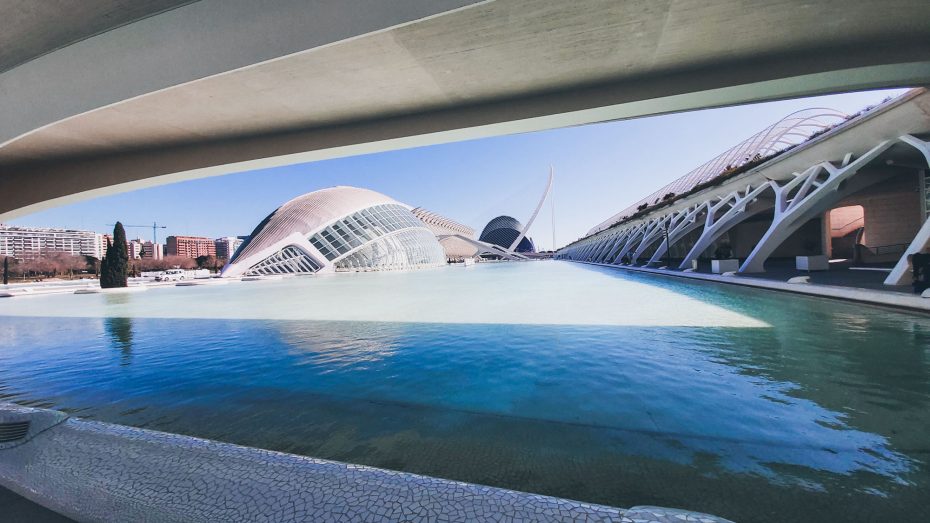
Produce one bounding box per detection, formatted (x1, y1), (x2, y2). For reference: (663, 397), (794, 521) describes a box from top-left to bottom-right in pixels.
(1, 262), (928, 522)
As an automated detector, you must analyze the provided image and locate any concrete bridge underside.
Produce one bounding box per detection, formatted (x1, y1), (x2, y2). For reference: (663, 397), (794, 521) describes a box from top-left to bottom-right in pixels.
(2, 0), (930, 220)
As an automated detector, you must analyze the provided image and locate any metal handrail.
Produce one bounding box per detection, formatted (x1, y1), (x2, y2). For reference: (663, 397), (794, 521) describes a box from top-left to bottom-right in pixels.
(831, 216), (864, 232)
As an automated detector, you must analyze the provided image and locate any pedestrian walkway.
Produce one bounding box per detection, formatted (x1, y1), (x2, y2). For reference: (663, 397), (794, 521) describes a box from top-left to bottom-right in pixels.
(579, 259), (930, 313)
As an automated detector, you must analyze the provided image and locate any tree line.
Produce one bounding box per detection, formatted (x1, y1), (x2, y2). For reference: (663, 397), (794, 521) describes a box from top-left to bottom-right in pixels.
(2, 223), (227, 285)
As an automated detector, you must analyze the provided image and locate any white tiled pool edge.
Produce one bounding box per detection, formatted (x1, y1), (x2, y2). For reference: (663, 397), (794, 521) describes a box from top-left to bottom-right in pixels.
(0, 404), (732, 523)
(577, 261), (930, 313)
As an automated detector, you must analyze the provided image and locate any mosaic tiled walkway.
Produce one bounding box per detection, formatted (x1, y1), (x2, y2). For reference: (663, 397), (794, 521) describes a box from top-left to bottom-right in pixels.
(0, 404), (732, 522)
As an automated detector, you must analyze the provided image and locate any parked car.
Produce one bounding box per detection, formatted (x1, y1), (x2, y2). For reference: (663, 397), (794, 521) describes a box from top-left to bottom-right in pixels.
(155, 269), (186, 282)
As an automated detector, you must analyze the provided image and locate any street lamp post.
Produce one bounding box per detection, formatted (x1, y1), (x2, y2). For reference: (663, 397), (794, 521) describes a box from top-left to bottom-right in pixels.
(663, 227), (671, 269)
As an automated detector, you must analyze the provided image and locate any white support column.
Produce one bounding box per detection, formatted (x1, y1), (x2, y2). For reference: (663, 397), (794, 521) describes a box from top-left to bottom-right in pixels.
(602, 228), (634, 263)
(593, 233), (616, 262)
(583, 238), (600, 261)
(577, 241), (591, 259)
(678, 185), (772, 269)
(590, 234), (616, 262)
(630, 217), (670, 264)
(885, 216), (930, 285)
(592, 231), (620, 263)
(578, 241), (597, 260)
(585, 238), (604, 260)
(885, 135), (930, 285)
(740, 139), (893, 273)
(647, 203), (707, 266)
(614, 223), (648, 264)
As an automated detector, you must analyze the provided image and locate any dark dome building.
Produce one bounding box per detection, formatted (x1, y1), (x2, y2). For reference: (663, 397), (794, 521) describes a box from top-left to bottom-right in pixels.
(479, 215), (536, 253)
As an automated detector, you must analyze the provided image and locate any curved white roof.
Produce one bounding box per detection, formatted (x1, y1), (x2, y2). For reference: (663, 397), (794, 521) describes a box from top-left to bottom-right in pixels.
(223, 186), (442, 277)
(230, 186), (402, 265)
(411, 207), (474, 237)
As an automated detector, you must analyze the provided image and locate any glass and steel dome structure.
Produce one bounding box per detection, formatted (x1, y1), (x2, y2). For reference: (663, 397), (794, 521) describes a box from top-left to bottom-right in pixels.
(222, 186), (445, 277)
(479, 216), (536, 253)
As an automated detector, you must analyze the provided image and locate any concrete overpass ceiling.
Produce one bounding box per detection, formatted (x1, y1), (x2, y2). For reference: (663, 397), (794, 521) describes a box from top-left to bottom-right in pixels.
(0, 0), (196, 73)
(2, 0), (930, 220)
(4, 0), (930, 166)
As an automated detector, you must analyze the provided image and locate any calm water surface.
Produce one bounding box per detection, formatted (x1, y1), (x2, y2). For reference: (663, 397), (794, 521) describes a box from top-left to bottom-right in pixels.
(1, 262), (928, 522)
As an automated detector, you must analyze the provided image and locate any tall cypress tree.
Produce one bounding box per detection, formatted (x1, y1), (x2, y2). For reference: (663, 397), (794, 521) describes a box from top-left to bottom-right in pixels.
(100, 222), (129, 288)
(100, 238), (112, 286)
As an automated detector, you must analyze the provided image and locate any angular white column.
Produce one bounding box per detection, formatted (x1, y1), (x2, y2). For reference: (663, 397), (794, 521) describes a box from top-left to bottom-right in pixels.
(581, 239), (602, 260)
(678, 184), (775, 269)
(591, 233), (618, 262)
(590, 234), (616, 262)
(630, 216), (672, 264)
(647, 203), (707, 266)
(885, 136), (930, 285)
(613, 224), (648, 264)
(886, 216), (930, 285)
(740, 140), (894, 273)
(601, 228), (634, 264)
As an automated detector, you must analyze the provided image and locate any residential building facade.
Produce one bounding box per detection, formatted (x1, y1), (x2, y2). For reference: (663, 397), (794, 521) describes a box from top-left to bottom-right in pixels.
(0, 225), (102, 260)
(166, 236), (216, 258)
(214, 236), (244, 260)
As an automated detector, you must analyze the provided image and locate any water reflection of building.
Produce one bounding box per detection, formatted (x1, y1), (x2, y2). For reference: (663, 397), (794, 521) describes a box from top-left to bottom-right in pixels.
(276, 321), (402, 369)
(222, 186), (446, 277)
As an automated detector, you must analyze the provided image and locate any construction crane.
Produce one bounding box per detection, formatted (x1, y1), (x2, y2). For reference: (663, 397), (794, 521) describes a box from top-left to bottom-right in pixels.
(105, 222), (167, 244)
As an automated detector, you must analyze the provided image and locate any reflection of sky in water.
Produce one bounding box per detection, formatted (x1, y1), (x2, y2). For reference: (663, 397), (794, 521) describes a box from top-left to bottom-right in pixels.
(1, 262), (929, 521)
(272, 321), (917, 491)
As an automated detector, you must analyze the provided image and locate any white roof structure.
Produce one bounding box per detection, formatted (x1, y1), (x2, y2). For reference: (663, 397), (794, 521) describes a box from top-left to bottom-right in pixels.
(412, 207), (480, 259)
(588, 108), (849, 235)
(411, 208), (475, 238)
(222, 186), (445, 277)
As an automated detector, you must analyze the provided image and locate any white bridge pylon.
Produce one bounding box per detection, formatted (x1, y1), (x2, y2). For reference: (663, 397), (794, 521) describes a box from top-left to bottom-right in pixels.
(509, 167), (554, 252)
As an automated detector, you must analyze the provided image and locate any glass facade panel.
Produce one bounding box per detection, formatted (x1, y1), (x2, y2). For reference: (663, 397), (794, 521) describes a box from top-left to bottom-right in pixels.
(335, 228), (445, 271)
(309, 204), (430, 261)
(246, 245), (322, 276)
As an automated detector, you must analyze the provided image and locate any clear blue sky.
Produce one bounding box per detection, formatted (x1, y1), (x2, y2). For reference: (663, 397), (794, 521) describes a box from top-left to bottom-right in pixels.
(9, 89), (907, 250)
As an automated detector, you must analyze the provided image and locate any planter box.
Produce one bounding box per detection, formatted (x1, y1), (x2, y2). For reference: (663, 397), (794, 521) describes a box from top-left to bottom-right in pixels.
(711, 259), (739, 273)
(796, 255), (829, 271)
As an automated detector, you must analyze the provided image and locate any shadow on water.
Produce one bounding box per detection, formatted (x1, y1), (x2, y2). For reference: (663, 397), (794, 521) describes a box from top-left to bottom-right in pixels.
(1, 309), (930, 522)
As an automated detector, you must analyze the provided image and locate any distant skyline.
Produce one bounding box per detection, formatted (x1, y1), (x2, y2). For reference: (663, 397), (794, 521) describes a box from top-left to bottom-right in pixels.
(8, 88), (908, 251)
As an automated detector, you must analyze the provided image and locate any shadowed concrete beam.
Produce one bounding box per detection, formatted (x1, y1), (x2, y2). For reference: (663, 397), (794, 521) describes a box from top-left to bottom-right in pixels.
(3, 0), (930, 220)
(0, 0), (485, 147)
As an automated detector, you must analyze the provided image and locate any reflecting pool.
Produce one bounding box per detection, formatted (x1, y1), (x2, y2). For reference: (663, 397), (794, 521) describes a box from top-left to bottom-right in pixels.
(1, 262), (929, 522)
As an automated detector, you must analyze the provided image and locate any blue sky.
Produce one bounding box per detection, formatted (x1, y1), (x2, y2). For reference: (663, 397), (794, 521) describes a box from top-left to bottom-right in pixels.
(10, 88), (907, 250)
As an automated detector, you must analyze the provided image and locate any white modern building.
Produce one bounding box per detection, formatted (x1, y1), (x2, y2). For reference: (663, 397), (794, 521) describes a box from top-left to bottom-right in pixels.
(0, 224), (102, 260)
(557, 89), (930, 286)
(221, 187), (446, 277)
(411, 207), (479, 259)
